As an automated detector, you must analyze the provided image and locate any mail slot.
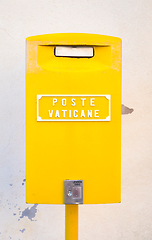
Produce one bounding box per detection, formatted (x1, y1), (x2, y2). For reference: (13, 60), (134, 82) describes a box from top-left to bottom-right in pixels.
(26, 33), (122, 204)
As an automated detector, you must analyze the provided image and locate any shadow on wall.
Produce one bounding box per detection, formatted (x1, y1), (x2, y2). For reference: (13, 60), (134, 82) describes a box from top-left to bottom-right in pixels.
(121, 104), (134, 115)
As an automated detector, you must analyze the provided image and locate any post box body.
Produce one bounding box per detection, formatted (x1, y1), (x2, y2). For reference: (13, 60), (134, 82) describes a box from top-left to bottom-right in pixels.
(26, 33), (122, 204)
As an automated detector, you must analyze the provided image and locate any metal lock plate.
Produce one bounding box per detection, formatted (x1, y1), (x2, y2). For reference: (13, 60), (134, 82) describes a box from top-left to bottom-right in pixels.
(64, 180), (83, 204)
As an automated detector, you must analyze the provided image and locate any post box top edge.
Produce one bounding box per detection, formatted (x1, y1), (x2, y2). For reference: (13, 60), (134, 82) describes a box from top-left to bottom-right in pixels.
(26, 33), (122, 45)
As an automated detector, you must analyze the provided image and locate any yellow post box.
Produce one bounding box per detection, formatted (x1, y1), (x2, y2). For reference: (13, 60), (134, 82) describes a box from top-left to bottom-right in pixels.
(26, 33), (122, 205)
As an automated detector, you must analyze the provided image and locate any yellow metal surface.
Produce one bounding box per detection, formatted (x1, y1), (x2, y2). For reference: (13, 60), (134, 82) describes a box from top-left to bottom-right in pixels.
(65, 205), (78, 240)
(26, 33), (122, 204)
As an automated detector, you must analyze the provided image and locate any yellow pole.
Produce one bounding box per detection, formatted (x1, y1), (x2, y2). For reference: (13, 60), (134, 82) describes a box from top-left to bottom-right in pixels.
(65, 204), (78, 240)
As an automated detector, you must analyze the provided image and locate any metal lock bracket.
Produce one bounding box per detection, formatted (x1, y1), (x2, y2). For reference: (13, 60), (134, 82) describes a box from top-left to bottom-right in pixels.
(64, 180), (83, 204)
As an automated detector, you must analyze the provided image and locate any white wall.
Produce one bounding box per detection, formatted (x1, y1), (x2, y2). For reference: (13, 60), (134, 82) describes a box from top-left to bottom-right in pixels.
(0, 0), (152, 239)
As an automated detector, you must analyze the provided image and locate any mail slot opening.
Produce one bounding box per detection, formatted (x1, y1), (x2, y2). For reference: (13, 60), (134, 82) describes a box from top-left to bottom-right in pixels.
(54, 46), (94, 58)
